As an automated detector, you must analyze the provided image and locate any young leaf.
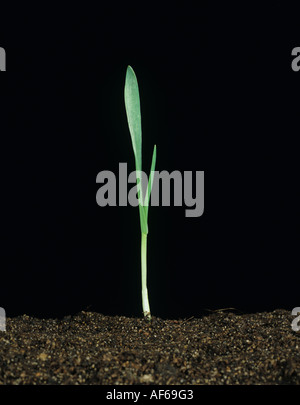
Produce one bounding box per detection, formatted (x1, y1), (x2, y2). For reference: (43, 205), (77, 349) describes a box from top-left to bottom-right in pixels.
(124, 65), (142, 173)
(144, 144), (157, 222)
(124, 66), (148, 234)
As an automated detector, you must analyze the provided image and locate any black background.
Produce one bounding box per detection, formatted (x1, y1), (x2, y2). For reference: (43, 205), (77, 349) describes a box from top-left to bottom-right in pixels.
(0, 2), (299, 319)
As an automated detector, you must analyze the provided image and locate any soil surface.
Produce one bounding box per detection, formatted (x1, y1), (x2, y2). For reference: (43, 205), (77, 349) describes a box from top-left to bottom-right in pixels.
(0, 309), (299, 384)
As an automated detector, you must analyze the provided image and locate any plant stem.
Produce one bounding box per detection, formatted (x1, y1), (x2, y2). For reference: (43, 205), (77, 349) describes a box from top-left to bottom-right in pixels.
(141, 232), (151, 320)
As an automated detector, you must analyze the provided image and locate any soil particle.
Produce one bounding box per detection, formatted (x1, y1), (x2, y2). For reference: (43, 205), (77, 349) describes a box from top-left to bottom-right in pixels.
(0, 309), (299, 384)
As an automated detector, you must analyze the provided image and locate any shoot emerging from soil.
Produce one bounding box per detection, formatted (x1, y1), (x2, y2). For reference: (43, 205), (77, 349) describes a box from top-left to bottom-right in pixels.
(124, 66), (157, 321)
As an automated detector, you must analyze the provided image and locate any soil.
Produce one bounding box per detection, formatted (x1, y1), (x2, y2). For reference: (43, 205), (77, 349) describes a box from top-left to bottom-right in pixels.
(0, 309), (299, 385)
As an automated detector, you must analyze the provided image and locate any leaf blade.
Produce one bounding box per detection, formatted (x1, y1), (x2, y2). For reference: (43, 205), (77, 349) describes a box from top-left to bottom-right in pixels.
(124, 66), (148, 234)
(144, 144), (157, 221)
(124, 65), (142, 173)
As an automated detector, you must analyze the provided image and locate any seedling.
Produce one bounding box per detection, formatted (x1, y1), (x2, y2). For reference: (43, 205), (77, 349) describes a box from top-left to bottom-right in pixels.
(124, 66), (157, 321)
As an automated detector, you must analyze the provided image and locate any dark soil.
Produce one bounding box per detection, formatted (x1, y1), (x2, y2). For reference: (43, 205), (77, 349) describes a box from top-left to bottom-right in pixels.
(0, 309), (299, 384)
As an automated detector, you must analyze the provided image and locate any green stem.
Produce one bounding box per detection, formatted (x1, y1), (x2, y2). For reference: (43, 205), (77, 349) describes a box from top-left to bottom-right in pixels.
(141, 232), (151, 320)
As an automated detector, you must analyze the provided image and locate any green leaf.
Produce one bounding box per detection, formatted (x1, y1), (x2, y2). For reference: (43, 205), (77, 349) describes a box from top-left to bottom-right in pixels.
(124, 66), (157, 235)
(125, 66), (148, 234)
(144, 145), (157, 222)
(124, 65), (142, 173)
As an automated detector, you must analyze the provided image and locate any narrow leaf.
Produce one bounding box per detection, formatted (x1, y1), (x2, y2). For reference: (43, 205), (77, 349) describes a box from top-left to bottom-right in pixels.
(124, 66), (147, 234)
(144, 145), (157, 221)
(124, 65), (142, 173)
